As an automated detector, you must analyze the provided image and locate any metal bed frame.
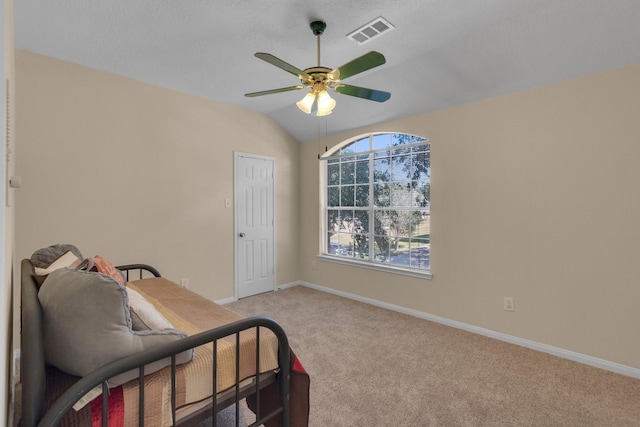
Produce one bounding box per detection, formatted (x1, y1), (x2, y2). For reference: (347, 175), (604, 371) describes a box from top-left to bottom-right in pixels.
(20, 259), (290, 427)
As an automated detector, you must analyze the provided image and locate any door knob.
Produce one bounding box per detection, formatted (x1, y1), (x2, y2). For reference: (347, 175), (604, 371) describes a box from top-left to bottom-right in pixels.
(239, 232), (246, 237)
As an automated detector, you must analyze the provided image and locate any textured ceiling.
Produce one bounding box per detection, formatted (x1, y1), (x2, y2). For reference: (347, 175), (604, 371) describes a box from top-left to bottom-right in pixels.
(13, 0), (640, 143)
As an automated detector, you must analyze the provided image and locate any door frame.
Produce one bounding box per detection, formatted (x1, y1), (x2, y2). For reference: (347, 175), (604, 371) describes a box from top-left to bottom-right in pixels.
(233, 152), (277, 300)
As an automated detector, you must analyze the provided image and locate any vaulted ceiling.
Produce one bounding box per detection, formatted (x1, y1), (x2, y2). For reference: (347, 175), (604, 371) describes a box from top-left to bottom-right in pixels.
(13, 0), (640, 142)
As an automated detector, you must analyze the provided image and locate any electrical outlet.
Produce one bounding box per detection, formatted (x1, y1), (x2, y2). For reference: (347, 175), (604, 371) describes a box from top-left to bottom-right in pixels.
(180, 278), (189, 288)
(504, 297), (514, 311)
(311, 261), (317, 270)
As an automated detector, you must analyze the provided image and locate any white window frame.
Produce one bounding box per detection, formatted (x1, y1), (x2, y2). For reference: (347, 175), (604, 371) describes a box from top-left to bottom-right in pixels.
(319, 133), (432, 279)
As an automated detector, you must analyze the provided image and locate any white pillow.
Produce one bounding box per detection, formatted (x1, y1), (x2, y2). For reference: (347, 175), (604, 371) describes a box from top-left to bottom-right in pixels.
(33, 250), (81, 276)
(127, 288), (175, 331)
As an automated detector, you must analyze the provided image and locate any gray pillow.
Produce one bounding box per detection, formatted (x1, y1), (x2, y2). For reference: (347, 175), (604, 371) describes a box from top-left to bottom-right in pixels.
(38, 268), (193, 387)
(30, 243), (83, 268)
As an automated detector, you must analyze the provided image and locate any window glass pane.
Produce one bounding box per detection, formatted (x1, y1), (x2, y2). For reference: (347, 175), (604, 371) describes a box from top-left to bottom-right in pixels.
(374, 236), (390, 262)
(355, 185), (369, 207)
(355, 160), (369, 184)
(409, 239), (430, 270)
(339, 210), (354, 233)
(374, 150), (390, 159)
(412, 144), (428, 153)
(328, 158), (339, 164)
(354, 210), (369, 234)
(351, 234), (369, 259)
(389, 210), (412, 239)
(392, 133), (412, 146)
(410, 152), (430, 180)
(373, 134), (391, 150)
(354, 137), (370, 152)
(389, 240), (408, 266)
(412, 182), (430, 208)
(339, 234), (354, 256)
(328, 163), (340, 185)
(340, 162), (355, 185)
(340, 210), (353, 228)
(373, 184), (390, 207)
(339, 146), (354, 155)
(374, 210), (390, 232)
(327, 210), (340, 234)
(373, 158), (390, 181)
(391, 155), (410, 181)
(328, 187), (340, 207)
(341, 186), (354, 207)
(412, 213), (430, 239)
(329, 240), (348, 256)
(389, 184), (412, 207)
(391, 146), (411, 156)
(412, 136), (428, 144)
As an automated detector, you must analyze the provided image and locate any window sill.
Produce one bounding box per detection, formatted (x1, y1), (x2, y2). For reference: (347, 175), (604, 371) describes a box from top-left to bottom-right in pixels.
(316, 254), (433, 280)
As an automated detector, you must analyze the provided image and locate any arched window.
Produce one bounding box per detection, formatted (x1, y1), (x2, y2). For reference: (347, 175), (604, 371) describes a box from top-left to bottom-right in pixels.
(320, 132), (431, 276)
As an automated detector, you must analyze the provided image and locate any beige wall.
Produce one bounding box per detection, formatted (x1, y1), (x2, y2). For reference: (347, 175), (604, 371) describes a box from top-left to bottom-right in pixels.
(300, 63), (640, 369)
(14, 50), (300, 303)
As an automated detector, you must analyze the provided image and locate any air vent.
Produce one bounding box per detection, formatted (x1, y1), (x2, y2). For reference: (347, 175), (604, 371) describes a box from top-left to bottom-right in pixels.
(347, 17), (395, 45)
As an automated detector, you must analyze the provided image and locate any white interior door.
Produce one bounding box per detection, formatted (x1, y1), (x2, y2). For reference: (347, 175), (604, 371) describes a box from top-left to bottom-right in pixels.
(234, 153), (276, 299)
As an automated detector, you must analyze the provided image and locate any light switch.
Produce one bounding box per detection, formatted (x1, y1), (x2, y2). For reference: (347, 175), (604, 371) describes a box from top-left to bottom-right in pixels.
(9, 176), (21, 188)
(225, 198), (232, 208)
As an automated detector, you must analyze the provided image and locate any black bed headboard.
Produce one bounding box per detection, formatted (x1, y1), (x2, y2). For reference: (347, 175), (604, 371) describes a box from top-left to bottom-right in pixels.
(20, 259), (46, 427)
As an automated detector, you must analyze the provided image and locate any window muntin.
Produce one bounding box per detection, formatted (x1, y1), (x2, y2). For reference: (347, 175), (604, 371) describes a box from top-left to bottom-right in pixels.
(323, 133), (430, 273)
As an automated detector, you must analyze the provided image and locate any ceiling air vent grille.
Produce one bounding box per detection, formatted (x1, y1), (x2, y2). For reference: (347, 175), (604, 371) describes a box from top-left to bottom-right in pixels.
(347, 17), (395, 45)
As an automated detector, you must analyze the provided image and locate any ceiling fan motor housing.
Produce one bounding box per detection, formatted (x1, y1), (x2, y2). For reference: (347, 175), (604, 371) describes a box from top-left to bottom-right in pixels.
(310, 21), (326, 36)
(301, 67), (333, 91)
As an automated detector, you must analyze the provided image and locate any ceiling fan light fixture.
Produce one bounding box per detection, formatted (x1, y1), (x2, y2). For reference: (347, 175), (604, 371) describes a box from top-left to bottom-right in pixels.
(245, 19), (390, 116)
(296, 92), (316, 114)
(315, 90), (336, 116)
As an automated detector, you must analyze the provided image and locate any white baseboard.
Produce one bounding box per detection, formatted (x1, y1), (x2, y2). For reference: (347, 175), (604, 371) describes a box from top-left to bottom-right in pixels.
(295, 281), (640, 380)
(215, 296), (237, 305)
(220, 281), (301, 305)
(10, 349), (20, 427)
(277, 281), (301, 291)
(13, 349), (20, 380)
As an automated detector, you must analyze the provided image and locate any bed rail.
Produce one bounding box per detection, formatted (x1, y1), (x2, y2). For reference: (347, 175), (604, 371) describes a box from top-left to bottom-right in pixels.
(39, 317), (290, 427)
(115, 263), (162, 280)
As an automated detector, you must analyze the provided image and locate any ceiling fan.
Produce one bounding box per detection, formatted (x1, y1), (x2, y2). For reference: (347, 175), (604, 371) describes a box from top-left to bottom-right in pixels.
(244, 20), (391, 116)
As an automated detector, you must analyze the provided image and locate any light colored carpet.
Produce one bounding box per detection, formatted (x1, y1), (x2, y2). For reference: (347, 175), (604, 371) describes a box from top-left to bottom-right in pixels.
(207, 285), (640, 427)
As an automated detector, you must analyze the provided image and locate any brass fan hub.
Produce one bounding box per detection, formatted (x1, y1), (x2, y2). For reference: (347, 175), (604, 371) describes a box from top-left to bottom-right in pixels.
(301, 67), (334, 91)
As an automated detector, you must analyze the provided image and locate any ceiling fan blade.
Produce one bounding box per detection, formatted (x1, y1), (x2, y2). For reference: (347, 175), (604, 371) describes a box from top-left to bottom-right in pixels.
(254, 53), (311, 81)
(328, 51), (386, 81)
(245, 85), (305, 97)
(334, 84), (391, 102)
